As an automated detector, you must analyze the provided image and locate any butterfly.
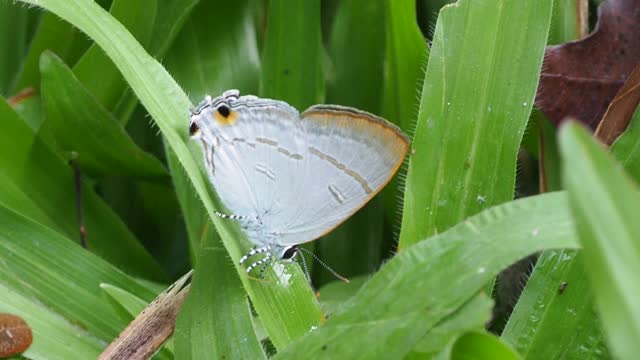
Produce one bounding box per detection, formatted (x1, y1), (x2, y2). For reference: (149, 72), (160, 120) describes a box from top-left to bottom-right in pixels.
(189, 90), (409, 279)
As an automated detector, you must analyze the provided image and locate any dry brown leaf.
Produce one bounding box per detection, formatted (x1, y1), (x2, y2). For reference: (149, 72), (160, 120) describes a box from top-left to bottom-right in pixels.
(536, 0), (640, 129)
(595, 63), (640, 145)
(98, 271), (192, 360)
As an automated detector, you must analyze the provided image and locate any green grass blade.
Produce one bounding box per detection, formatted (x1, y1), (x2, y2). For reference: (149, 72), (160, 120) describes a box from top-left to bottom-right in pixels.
(560, 122), (640, 359)
(259, 0), (324, 110)
(275, 192), (578, 359)
(14, 12), (90, 92)
(382, 0), (428, 134)
(40, 51), (168, 179)
(0, 203), (157, 346)
(0, 97), (164, 279)
(17, 0), (323, 348)
(501, 4), (609, 356)
(407, 293), (494, 359)
(0, 283), (103, 359)
(163, 0), (260, 103)
(315, 0), (386, 284)
(0, 2), (33, 95)
(72, 0), (157, 111)
(502, 250), (610, 358)
(450, 332), (521, 360)
(381, 0), (429, 230)
(400, 0), (553, 248)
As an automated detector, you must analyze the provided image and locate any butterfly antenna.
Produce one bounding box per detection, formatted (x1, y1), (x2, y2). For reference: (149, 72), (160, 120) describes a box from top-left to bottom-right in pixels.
(297, 250), (312, 284)
(297, 247), (350, 283)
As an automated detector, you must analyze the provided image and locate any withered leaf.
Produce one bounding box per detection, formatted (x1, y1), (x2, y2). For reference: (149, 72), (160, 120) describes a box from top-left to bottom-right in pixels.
(595, 63), (640, 145)
(536, 0), (640, 129)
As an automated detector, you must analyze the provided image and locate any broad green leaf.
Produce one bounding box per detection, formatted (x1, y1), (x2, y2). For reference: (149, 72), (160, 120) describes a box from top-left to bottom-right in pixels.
(275, 192), (578, 359)
(101, 283), (149, 320)
(0, 97), (164, 279)
(450, 332), (521, 360)
(560, 122), (640, 360)
(0, 203), (157, 348)
(316, 0), (386, 284)
(72, 0), (157, 111)
(382, 0), (428, 134)
(381, 0), (429, 230)
(317, 276), (367, 315)
(148, 0), (200, 57)
(501, 5), (608, 358)
(39, 51), (168, 179)
(400, 0), (553, 248)
(0, 1), (36, 96)
(0, 283), (103, 359)
(14, 12), (91, 92)
(17, 0), (322, 349)
(259, 0), (324, 110)
(163, 0), (259, 104)
(407, 293), (494, 359)
(502, 250), (609, 359)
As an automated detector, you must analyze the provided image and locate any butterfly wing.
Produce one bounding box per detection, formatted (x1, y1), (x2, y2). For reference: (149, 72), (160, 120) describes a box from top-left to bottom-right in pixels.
(271, 105), (410, 245)
(196, 99), (310, 241)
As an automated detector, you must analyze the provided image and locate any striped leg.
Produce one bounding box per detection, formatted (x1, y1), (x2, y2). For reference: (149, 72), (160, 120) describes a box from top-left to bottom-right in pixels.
(215, 211), (251, 221)
(239, 247), (269, 265)
(246, 252), (272, 274)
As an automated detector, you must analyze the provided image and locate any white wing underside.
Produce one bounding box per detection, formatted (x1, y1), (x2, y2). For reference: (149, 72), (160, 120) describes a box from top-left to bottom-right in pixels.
(203, 104), (408, 247)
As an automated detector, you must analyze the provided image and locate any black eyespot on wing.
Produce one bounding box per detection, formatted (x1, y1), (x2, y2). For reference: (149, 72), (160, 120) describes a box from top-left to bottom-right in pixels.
(282, 246), (298, 260)
(189, 122), (200, 136)
(218, 105), (231, 118)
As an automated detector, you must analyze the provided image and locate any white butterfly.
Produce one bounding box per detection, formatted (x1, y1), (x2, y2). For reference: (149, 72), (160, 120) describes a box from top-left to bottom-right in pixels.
(190, 90), (409, 277)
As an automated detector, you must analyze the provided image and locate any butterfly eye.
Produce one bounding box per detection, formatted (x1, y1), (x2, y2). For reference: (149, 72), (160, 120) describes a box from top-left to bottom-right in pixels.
(189, 122), (200, 136)
(217, 105), (231, 118)
(281, 246), (298, 260)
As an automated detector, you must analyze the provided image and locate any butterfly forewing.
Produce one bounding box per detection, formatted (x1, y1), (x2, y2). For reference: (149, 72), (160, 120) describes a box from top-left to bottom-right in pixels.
(193, 93), (409, 249)
(274, 105), (409, 245)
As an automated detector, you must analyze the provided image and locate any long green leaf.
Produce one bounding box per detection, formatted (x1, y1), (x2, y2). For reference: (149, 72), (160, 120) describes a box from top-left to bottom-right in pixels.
(450, 332), (521, 360)
(501, 4), (609, 357)
(72, 0), (157, 111)
(275, 192), (578, 359)
(560, 122), (640, 359)
(39, 52), (167, 179)
(0, 1), (35, 95)
(17, 0), (323, 349)
(0, 203), (158, 356)
(400, 0), (553, 247)
(0, 97), (164, 279)
(381, 0), (429, 229)
(316, 0), (386, 284)
(259, 0), (324, 110)
(0, 283), (103, 360)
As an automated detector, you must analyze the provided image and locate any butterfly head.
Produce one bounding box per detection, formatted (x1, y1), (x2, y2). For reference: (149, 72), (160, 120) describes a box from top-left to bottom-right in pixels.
(189, 90), (242, 138)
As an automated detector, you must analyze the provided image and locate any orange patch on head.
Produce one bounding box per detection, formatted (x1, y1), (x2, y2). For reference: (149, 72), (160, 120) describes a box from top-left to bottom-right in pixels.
(213, 108), (238, 125)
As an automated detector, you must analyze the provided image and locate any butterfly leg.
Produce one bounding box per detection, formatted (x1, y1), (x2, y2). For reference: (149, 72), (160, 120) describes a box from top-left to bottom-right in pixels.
(245, 252), (272, 274)
(239, 246), (269, 265)
(215, 211), (251, 222)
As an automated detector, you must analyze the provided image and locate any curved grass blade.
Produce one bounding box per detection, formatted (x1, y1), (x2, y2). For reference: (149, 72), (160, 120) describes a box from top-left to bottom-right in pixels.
(316, 0), (386, 284)
(560, 122), (640, 359)
(0, 97), (164, 279)
(40, 51), (168, 179)
(399, 0), (553, 248)
(259, 0), (324, 110)
(0, 203), (158, 346)
(275, 192), (578, 359)
(16, 0), (323, 349)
